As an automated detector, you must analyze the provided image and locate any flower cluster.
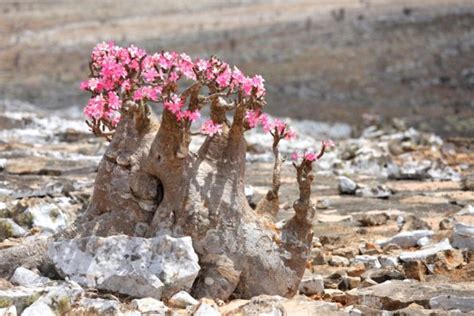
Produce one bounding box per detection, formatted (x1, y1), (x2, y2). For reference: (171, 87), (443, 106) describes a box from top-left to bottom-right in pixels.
(291, 140), (336, 163)
(245, 110), (296, 140)
(81, 42), (267, 133)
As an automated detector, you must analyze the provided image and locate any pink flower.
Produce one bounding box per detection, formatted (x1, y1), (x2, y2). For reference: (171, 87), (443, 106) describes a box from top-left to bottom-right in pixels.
(232, 66), (246, 85)
(183, 110), (201, 122)
(169, 71), (180, 82)
(195, 58), (209, 72)
(252, 74), (266, 97)
(158, 52), (173, 69)
(164, 94), (184, 114)
(84, 95), (106, 120)
(107, 91), (121, 110)
(245, 110), (261, 128)
(241, 77), (253, 96)
(80, 78), (100, 91)
(284, 128), (297, 140)
(304, 152), (318, 162)
(260, 114), (273, 133)
(133, 86), (160, 101)
(273, 118), (286, 135)
(322, 139), (335, 148)
(201, 119), (223, 136)
(291, 153), (300, 161)
(111, 113), (121, 127)
(216, 65), (231, 88)
(121, 79), (131, 92)
(143, 68), (158, 82)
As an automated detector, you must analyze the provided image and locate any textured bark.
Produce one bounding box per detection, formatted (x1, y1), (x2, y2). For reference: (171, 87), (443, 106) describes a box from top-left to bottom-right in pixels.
(0, 103), (317, 300)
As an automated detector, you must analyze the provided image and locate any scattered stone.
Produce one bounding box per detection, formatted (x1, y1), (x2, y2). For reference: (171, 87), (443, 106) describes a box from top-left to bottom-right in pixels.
(457, 204), (474, 215)
(378, 230), (434, 248)
(359, 278), (378, 288)
(323, 289), (347, 304)
(131, 298), (168, 315)
(168, 291), (199, 308)
(431, 248), (465, 271)
(333, 246), (359, 258)
(346, 280), (474, 311)
(462, 173), (474, 191)
(352, 255), (381, 269)
(430, 294), (474, 313)
(10, 267), (50, 287)
(354, 212), (389, 227)
(0, 306), (16, 316)
(338, 176), (358, 194)
(439, 217), (455, 230)
(0, 219), (27, 240)
(355, 184), (392, 199)
(324, 271), (347, 290)
(378, 256), (399, 268)
(48, 235), (200, 299)
(21, 301), (55, 316)
(193, 300), (221, 316)
(236, 295), (285, 315)
(310, 248), (327, 265)
(399, 238), (452, 264)
(403, 261), (426, 281)
(452, 223), (474, 250)
(4, 157), (97, 176)
(417, 236), (430, 247)
(383, 243), (402, 252)
(347, 263), (366, 277)
(329, 255), (350, 267)
(361, 268), (405, 284)
(0, 288), (44, 314)
(346, 276), (361, 289)
(75, 297), (121, 315)
(299, 274), (324, 296)
(25, 203), (68, 235)
(317, 213), (352, 223)
(398, 214), (431, 232)
(316, 199), (331, 210)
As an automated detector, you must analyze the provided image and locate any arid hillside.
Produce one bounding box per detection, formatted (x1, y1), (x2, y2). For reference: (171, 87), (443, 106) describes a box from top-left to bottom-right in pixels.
(1, 0), (474, 135)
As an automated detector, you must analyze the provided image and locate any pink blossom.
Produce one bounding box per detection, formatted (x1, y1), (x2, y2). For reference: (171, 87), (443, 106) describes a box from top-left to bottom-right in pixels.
(183, 110), (201, 122)
(216, 65), (231, 88)
(201, 120), (223, 136)
(158, 52), (173, 69)
(273, 118), (286, 135)
(231, 66), (246, 85)
(304, 152), (318, 162)
(245, 110), (261, 128)
(195, 58), (209, 72)
(107, 91), (121, 110)
(143, 68), (158, 82)
(285, 128), (297, 140)
(164, 94), (184, 114)
(260, 114), (273, 133)
(252, 75), (266, 97)
(168, 71), (180, 82)
(111, 113), (121, 127)
(322, 139), (335, 148)
(133, 86), (160, 101)
(80, 78), (100, 91)
(121, 79), (131, 92)
(291, 153), (300, 161)
(84, 95), (106, 120)
(241, 77), (253, 96)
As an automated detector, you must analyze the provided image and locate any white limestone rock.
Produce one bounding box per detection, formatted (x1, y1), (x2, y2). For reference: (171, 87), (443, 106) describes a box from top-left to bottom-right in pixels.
(48, 234), (200, 299)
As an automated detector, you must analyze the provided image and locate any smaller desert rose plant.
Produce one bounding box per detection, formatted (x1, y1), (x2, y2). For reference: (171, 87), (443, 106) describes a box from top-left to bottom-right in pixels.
(80, 41), (334, 300)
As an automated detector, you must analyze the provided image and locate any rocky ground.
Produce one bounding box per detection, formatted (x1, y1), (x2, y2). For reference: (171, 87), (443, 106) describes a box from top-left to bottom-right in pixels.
(0, 101), (474, 315)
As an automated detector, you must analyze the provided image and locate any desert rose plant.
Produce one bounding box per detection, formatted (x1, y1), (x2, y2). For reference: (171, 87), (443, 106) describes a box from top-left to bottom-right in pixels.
(0, 42), (334, 300)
